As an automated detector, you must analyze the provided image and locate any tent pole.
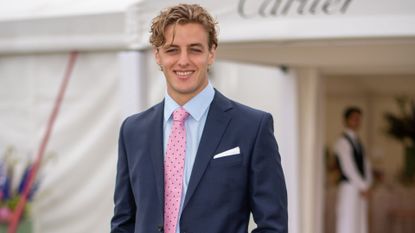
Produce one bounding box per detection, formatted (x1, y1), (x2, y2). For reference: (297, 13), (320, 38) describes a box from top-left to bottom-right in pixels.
(7, 51), (78, 233)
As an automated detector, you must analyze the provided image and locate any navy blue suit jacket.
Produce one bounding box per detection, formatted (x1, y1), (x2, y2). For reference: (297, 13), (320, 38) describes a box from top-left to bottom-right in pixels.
(111, 90), (288, 233)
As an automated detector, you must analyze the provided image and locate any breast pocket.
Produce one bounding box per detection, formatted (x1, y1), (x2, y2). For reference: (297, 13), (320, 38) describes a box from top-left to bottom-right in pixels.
(205, 152), (246, 194)
(210, 153), (243, 167)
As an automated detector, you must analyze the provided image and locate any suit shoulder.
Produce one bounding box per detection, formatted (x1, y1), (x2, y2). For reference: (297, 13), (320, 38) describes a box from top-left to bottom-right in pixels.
(213, 90), (272, 121)
(122, 102), (163, 128)
(229, 99), (271, 120)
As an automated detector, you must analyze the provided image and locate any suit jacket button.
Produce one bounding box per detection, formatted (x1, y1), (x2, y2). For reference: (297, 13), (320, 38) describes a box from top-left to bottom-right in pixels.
(157, 225), (164, 232)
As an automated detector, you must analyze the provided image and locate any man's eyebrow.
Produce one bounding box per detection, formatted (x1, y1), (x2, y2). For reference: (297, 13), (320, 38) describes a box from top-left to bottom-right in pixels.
(162, 44), (179, 49)
(162, 43), (205, 50)
(189, 43), (204, 48)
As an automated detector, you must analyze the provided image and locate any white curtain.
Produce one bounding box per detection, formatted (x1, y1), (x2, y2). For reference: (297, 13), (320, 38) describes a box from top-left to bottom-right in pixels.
(0, 52), (125, 233)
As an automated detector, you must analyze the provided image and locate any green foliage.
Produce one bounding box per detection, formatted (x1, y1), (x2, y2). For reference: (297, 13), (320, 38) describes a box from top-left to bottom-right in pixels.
(384, 96), (415, 147)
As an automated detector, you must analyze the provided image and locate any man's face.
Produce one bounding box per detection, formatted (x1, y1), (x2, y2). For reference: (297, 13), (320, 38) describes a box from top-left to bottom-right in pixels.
(154, 23), (216, 105)
(346, 112), (362, 131)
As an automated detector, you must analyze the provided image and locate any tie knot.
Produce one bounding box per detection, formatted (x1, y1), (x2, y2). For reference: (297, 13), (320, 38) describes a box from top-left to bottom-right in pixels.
(172, 107), (189, 122)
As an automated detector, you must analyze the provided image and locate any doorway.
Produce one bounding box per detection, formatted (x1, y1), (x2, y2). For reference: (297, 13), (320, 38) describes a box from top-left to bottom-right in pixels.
(324, 74), (415, 233)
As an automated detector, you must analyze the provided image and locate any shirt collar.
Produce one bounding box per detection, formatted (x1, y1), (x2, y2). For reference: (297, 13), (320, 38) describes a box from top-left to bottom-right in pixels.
(345, 128), (358, 141)
(164, 82), (214, 123)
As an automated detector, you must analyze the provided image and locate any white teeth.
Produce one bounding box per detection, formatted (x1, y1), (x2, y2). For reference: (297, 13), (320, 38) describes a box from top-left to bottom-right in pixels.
(176, 71), (193, 76)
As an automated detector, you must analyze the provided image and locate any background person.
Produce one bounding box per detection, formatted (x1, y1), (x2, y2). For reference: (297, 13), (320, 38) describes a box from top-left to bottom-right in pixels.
(334, 106), (373, 233)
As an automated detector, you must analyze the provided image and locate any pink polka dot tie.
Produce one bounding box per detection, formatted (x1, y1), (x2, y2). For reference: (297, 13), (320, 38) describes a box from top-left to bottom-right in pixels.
(164, 107), (189, 233)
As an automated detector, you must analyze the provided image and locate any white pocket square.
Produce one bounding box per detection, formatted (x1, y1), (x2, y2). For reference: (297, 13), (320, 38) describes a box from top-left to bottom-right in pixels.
(213, 147), (240, 159)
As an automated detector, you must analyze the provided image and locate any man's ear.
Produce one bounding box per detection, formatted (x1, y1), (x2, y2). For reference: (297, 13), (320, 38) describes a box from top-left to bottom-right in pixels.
(208, 46), (217, 65)
(153, 47), (161, 65)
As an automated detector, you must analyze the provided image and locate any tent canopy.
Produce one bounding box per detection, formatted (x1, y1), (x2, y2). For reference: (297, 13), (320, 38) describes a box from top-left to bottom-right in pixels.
(0, 0), (139, 20)
(1, 0), (415, 73)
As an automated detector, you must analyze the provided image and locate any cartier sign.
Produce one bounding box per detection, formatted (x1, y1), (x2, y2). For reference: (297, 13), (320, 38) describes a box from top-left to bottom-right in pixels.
(238, 0), (353, 18)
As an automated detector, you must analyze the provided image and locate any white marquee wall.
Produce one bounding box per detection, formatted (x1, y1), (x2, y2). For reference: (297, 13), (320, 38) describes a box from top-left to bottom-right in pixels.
(0, 52), (124, 233)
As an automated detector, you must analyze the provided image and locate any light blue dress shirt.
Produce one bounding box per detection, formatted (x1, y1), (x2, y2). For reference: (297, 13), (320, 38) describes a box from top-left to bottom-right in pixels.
(163, 82), (215, 233)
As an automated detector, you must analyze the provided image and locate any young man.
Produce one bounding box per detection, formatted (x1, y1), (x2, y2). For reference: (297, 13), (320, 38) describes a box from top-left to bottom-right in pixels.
(111, 4), (288, 233)
(334, 107), (373, 233)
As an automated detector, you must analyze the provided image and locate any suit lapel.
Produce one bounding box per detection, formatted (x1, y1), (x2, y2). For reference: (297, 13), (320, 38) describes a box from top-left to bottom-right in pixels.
(148, 101), (165, 214)
(182, 91), (233, 210)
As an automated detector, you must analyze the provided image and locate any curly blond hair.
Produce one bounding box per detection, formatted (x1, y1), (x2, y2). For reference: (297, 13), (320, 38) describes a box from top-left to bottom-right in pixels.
(149, 4), (218, 49)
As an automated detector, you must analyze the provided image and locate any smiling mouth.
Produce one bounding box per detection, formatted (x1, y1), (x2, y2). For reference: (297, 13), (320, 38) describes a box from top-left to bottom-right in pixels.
(175, 71), (194, 78)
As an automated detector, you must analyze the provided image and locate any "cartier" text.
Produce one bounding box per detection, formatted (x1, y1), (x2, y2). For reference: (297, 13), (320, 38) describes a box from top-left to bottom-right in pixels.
(238, 0), (353, 18)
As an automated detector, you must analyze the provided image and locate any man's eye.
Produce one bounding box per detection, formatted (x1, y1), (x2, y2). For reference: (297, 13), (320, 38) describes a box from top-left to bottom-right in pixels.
(190, 48), (202, 53)
(165, 48), (178, 53)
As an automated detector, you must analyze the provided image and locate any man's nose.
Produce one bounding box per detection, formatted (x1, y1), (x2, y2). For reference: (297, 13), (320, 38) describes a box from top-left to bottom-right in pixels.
(178, 51), (190, 66)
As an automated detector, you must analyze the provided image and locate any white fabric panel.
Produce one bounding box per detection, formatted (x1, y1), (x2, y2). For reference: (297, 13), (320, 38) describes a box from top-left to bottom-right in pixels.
(0, 52), (123, 233)
(211, 61), (300, 233)
(296, 68), (325, 233)
(118, 51), (147, 117)
(272, 70), (300, 233)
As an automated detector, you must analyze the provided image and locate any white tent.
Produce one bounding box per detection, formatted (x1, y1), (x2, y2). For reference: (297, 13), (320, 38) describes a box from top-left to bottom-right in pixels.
(1, 0), (415, 233)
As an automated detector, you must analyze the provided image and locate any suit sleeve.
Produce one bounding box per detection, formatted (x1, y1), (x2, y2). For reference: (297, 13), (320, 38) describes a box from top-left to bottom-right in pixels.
(249, 113), (288, 233)
(111, 119), (136, 232)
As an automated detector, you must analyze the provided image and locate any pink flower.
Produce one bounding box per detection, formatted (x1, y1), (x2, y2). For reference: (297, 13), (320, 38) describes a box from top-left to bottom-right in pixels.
(0, 207), (11, 223)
